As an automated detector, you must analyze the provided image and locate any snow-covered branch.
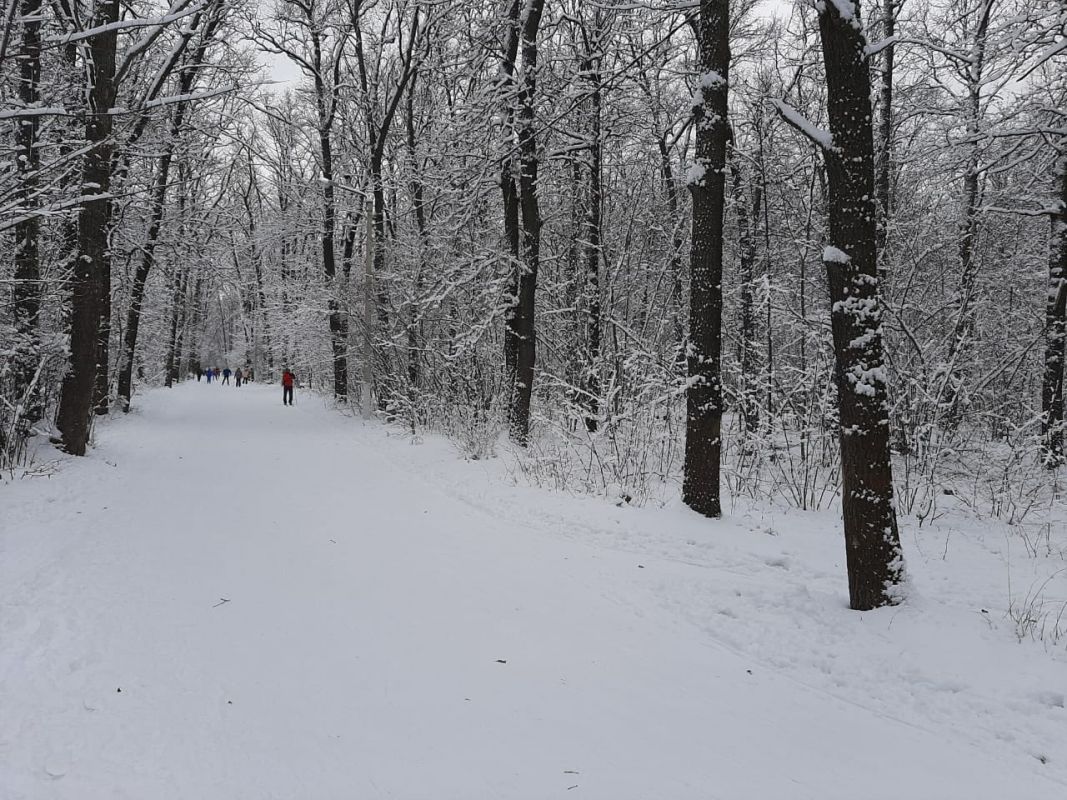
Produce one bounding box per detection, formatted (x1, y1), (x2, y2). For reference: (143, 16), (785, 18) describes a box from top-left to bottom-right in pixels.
(770, 99), (833, 151)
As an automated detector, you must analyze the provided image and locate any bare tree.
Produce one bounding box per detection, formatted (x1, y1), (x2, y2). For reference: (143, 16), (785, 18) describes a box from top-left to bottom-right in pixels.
(56, 0), (120, 454)
(683, 0), (730, 518)
(775, 0), (905, 609)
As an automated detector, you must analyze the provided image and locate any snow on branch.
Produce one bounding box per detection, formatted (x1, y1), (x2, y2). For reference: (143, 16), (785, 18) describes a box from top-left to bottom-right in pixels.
(0, 194), (115, 234)
(46, 2), (206, 45)
(0, 107), (70, 120)
(980, 205), (1062, 218)
(770, 99), (833, 151)
(865, 36), (897, 58)
(143, 83), (236, 109)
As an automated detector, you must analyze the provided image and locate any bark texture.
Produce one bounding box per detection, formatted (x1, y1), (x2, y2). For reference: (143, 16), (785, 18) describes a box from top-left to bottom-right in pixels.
(507, 0), (545, 445)
(683, 0), (730, 518)
(817, 0), (905, 610)
(57, 0), (120, 454)
(11, 0), (43, 428)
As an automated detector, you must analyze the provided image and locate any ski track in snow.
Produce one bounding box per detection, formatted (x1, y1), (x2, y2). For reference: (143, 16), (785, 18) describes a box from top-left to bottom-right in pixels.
(1, 383), (1065, 799)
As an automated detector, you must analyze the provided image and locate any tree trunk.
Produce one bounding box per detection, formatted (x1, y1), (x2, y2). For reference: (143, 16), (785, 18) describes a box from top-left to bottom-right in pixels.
(874, 0), (895, 255)
(57, 0), (119, 455)
(310, 29), (348, 402)
(817, 0), (904, 610)
(164, 267), (185, 387)
(370, 155), (393, 409)
(12, 0), (43, 429)
(509, 0), (546, 445)
(250, 232), (273, 382)
(1042, 150), (1067, 466)
(581, 54), (603, 433)
(186, 273), (203, 376)
(361, 197), (375, 418)
(682, 0), (730, 518)
(405, 77), (428, 399)
(500, 0), (522, 419)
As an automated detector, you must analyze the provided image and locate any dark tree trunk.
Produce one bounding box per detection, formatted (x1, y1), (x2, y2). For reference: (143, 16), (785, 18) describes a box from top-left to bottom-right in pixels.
(500, 0), (522, 415)
(581, 55), (603, 433)
(93, 262), (112, 416)
(164, 267), (185, 387)
(310, 28), (348, 402)
(250, 230), (273, 381)
(12, 0), (43, 428)
(56, 0), (119, 455)
(405, 77), (428, 397)
(1042, 151), (1067, 466)
(186, 273), (204, 375)
(817, 0), (904, 610)
(874, 0), (895, 255)
(502, 165), (521, 394)
(505, 0), (545, 445)
(370, 158), (393, 409)
(682, 0), (730, 518)
(322, 138), (349, 402)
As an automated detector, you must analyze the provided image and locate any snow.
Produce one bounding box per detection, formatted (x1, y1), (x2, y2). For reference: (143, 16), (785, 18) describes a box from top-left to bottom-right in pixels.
(2, 383), (1066, 798)
(698, 71), (725, 90)
(0, 107), (70, 121)
(823, 245), (851, 263)
(770, 100), (833, 150)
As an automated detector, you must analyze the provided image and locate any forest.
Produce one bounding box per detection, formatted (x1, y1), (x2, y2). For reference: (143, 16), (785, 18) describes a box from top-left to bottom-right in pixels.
(2, 0), (1065, 612)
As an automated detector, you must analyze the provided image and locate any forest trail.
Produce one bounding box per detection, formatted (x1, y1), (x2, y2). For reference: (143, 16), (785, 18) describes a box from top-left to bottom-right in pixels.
(2, 383), (1064, 799)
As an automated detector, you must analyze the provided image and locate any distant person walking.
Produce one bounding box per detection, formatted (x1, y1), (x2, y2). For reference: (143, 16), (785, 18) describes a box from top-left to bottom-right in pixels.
(235, 368), (244, 387)
(205, 368), (212, 384)
(213, 367), (221, 381)
(222, 368), (231, 385)
(282, 369), (295, 406)
(197, 370), (203, 382)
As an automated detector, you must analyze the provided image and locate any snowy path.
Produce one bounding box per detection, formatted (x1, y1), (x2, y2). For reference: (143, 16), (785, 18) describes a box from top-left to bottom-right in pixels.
(2, 383), (1065, 799)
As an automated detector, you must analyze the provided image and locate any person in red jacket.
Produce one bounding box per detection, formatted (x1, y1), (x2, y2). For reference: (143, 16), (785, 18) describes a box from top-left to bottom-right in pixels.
(282, 369), (295, 406)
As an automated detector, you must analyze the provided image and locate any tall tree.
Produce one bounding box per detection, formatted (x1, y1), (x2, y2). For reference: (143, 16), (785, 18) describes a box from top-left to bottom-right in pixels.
(776, 0), (905, 609)
(503, 0), (545, 444)
(683, 0), (730, 518)
(56, 0), (120, 454)
(10, 0), (44, 431)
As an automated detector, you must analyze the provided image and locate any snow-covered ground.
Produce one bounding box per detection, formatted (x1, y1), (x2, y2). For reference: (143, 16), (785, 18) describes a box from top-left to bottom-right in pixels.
(2, 382), (1065, 799)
